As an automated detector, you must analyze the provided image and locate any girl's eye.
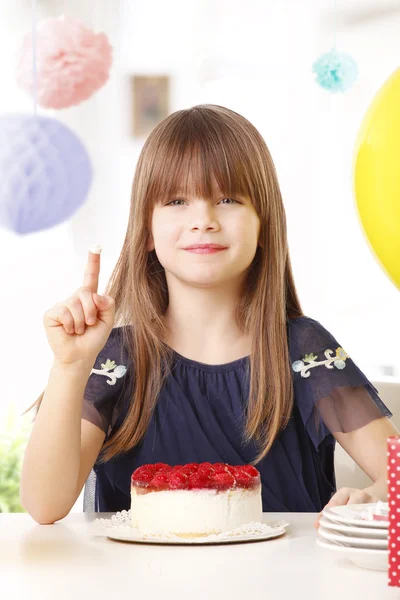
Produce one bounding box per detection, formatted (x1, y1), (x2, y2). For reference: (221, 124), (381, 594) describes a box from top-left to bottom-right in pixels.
(166, 199), (186, 206)
(220, 198), (240, 204)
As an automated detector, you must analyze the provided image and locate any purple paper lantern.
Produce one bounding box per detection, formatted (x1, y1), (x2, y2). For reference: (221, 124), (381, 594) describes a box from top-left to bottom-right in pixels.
(0, 114), (92, 234)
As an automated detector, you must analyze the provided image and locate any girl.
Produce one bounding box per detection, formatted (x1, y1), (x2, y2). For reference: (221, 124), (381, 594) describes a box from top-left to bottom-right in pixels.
(20, 104), (397, 526)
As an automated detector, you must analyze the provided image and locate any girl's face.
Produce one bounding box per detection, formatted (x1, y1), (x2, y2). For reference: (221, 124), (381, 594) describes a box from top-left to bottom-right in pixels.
(149, 181), (261, 288)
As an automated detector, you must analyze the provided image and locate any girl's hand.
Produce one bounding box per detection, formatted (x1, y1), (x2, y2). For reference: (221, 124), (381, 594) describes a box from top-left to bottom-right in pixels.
(314, 487), (380, 529)
(43, 249), (115, 366)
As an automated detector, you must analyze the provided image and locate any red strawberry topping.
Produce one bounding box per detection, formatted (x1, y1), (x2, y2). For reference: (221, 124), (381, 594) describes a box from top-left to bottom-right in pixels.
(232, 466), (259, 488)
(169, 471), (189, 490)
(240, 465), (259, 478)
(179, 464), (198, 476)
(213, 464), (229, 474)
(156, 465), (173, 474)
(188, 471), (213, 489)
(212, 471), (235, 490)
(153, 462), (169, 470)
(197, 465), (215, 478)
(134, 464), (156, 476)
(131, 464), (157, 484)
(131, 462), (260, 490)
(150, 472), (170, 489)
(199, 462), (214, 470)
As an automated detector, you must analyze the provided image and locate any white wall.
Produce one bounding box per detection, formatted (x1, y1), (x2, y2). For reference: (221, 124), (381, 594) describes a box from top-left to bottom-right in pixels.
(1, 0), (400, 511)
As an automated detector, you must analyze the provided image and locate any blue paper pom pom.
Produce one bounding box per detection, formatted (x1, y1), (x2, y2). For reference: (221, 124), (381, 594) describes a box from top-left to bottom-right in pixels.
(312, 48), (358, 93)
(0, 115), (92, 234)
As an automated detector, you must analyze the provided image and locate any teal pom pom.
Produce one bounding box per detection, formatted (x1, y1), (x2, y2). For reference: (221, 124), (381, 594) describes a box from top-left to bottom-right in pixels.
(312, 48), (358, 93)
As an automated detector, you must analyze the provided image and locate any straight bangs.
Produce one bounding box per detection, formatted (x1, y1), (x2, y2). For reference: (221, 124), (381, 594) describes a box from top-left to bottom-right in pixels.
(144, 108), (265, 213)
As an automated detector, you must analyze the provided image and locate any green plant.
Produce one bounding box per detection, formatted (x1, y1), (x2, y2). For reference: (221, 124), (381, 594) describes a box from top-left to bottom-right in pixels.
(0, 404), (31, 512)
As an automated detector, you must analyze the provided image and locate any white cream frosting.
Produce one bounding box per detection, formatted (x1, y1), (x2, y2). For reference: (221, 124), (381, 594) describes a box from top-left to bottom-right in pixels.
(130, 485), (262, 536)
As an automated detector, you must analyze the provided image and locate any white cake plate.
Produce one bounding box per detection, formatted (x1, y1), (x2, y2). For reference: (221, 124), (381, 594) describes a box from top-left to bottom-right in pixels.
(91, 509), (290, 545)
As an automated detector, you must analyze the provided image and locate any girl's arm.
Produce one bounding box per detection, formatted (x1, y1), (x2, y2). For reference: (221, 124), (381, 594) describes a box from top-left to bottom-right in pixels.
(20, 359), (106, 524)
(314, 415), (399, 527)
(333, 415), (399, 492)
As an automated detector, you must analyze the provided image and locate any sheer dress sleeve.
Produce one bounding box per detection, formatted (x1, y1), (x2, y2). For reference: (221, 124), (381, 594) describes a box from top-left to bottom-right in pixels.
(288, 317), (392, 449)
(81, 327), (131, 436)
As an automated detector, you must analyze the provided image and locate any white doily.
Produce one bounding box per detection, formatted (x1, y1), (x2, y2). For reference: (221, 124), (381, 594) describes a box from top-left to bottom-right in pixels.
(90, 509), (290, 545)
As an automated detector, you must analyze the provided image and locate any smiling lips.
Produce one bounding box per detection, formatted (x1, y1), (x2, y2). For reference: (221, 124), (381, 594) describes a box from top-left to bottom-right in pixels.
(183, 244), (227, 254)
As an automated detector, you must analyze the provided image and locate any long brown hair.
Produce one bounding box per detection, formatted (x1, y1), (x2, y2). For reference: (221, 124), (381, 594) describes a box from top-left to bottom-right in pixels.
(25, 104), (303, 465)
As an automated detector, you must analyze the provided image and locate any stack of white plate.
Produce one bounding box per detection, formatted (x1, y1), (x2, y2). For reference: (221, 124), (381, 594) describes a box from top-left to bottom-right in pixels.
(316, 502), (389, 571)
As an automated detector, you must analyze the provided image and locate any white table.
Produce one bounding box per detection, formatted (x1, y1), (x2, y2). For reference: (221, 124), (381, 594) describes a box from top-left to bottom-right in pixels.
(1, 512), (399, 599)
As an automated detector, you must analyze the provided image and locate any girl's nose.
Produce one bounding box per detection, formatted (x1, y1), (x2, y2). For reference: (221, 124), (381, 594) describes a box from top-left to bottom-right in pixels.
(189, 203), (219, 232)
(189, 218), (219, 232)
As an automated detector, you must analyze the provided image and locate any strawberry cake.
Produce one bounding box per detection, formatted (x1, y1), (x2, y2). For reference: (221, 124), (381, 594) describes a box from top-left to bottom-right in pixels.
(130, 462), (262, 537)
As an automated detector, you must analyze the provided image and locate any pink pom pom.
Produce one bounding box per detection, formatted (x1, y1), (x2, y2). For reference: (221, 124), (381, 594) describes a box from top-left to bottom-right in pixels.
(16, 16), (113, 109)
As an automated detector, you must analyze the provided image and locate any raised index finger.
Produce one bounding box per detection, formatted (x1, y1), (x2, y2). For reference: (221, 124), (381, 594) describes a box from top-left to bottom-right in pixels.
(83, 246), (102, 293)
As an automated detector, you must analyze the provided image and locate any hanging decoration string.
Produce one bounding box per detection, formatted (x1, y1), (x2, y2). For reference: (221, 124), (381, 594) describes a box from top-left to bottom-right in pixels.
(32, 0), (37, 116)
(333, 0), (337, 49)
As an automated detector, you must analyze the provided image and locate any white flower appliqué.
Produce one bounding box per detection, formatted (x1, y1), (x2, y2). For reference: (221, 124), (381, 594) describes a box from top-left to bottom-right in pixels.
(292, 347), (349, 378)
(91, 358), (127, 386)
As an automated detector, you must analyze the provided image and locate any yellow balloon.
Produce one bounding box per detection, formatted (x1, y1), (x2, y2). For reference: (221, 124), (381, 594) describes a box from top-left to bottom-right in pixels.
(354, 67), (400, 290)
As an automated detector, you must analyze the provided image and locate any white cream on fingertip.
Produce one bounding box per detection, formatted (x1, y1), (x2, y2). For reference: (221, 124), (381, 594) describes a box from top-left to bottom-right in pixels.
(89, 244), (102, 254)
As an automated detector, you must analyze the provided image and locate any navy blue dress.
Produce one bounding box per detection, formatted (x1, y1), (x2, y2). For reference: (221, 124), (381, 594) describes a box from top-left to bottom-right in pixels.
(81, 316), (392, 513)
